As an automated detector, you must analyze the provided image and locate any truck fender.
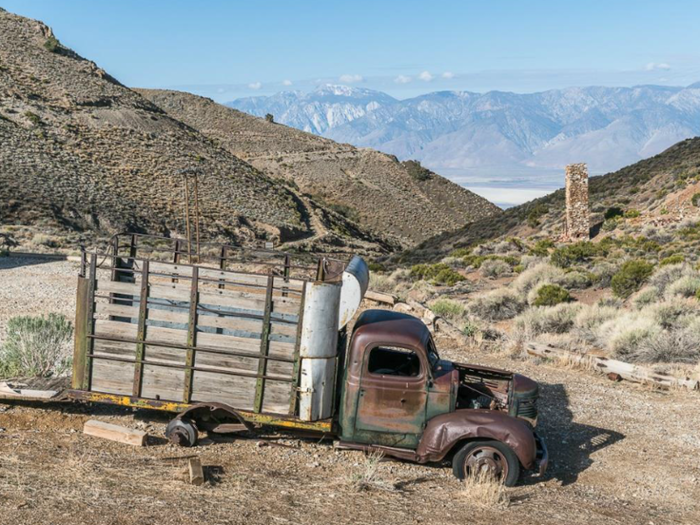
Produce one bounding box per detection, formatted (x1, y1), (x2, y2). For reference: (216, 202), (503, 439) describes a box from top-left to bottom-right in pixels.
(416, 409), (537, 469)
(175, 402), (253, 433)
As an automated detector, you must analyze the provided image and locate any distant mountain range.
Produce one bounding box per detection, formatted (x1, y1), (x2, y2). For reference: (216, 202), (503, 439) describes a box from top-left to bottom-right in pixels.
(228, 83), (700, 178)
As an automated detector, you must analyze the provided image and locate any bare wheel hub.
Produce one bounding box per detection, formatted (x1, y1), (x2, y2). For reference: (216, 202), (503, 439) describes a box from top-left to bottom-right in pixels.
(464, 446), (507, 478)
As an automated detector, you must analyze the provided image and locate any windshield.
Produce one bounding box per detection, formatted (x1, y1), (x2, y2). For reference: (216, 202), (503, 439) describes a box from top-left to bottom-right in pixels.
(427, 338), (440, 370)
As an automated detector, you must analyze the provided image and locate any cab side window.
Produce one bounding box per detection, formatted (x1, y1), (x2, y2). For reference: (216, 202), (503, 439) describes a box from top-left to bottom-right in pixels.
(368, 346), (420, 377)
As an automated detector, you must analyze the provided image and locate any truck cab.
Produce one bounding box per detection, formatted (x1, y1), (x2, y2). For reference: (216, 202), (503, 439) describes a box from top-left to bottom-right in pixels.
(337, 309), (547, 486)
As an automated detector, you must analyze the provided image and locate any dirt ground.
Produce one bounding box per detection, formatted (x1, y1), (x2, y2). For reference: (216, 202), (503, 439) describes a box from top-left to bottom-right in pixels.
(1, 258), (699, 525)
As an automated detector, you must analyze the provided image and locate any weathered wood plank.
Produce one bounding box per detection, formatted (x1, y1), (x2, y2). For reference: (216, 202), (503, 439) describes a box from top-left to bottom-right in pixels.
(145, 325), (188, 345)
(94, 319), (138, 339)
(188, 457), (204, 486)
(141, 364), (186, 401)
(262, 380), (293, 414)
(199, 290), (300, 315)
(197, 313), (297, 337)
(93, 338), (137, 357)
(96, 280), (140, 296)
(83, 420), (147, 446)
(149, 283), (192, 302)
(91, 359), (135, 395)
(191, 371), (256, 410)
(365, 290), (397, 306)
(144, 345), (187, 366)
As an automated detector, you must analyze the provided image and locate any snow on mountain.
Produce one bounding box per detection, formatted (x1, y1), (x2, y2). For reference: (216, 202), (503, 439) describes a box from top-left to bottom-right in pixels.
(227, 83), (700, 176)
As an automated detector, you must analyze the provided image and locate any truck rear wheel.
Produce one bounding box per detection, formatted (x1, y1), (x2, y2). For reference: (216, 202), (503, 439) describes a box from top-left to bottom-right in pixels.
(165, 418), (198, 447)
(452, 440), (520, 487)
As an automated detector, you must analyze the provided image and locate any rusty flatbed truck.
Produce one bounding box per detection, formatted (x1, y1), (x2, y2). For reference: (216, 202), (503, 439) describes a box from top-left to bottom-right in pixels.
(61, 233), (546, 486)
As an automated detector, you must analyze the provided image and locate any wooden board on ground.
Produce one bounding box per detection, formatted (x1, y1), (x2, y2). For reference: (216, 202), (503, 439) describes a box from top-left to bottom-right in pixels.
(83, 420), (148, 446)
(188, 457), (205, 486)
(365, 290), (397, 305)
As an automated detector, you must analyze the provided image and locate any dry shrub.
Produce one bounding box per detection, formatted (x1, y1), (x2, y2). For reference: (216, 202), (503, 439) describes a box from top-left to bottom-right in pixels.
(573, 304), (619, 343)
(635, 320), (700, 364)
(513, 303), (581, 341)
(632, 286), (661, 309)
(369, 268), (411, 295)
(591, 262), (619, 288)
(666, 275), (700, 299)
(481, 259), (511, 279)
(468, 288), (525, 321)
(512, 263), (565, 295)
(351, 450), (391, 492)
(648, 263), (694, 294)
(0, 314), (73, 378)
(460, 469), (510, 509)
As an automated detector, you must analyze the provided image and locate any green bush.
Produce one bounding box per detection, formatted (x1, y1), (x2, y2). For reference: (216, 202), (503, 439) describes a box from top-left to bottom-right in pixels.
(529, 238), (555, 257)
(410, 263), (449, 281)
(265, 113), (275, 123)
(611, 260), (655, 298)
(403, 160), (432, 181)
(430, 298), (465, 320)
(449, 247), (472, 258)
(604, 206), (624, 220)
(692, 193), (700, 207)
(624, 209), (641, 218)
(527, 203), (549, 228)
(532, 284), (572, 306)
(43, 35), (60, 53)
(550, 241), (603, 268)
(0, 314), (73, 378)
(432, 268), (466, 286)
(368, 262), (386, 273)
(602, 218), (619, 231)
(660, 254), (685, 266)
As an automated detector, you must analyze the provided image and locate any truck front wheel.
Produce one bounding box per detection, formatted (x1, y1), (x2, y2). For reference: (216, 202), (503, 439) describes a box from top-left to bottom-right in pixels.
(452, 440), (520, 487)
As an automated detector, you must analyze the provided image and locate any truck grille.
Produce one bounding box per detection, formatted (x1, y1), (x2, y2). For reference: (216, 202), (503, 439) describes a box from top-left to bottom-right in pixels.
(516, 398), (537, 420)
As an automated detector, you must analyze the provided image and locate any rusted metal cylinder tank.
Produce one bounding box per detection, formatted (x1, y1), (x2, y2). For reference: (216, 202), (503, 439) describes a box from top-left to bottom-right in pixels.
(298, 256), (368, 421)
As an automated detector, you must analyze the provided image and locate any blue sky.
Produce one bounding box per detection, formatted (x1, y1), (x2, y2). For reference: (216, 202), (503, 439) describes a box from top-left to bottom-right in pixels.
(3, 0), (700, 101)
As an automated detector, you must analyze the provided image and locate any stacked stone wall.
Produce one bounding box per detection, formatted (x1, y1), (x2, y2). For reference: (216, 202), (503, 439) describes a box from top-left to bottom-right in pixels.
(565, 163), (589, 240)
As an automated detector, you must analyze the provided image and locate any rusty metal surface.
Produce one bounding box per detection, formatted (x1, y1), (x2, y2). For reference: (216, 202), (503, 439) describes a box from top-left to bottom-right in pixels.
(65, 390), (334, 432)
(415, 409), (539, 468)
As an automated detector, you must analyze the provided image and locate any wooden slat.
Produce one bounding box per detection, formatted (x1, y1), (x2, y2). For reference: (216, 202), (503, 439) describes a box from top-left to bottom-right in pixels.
(149, 283), (192, 302)
(94, 319), (138, 339)
(95, 302), (139, 319)
(93, 338), (136, 358)
(145, 325), (188, 345)
(144, 345), (187, 366)
(191, 371), (256, 410)
(199, 290), (300, 315)
(196, 312), (297, 337)
(150, 261), (193, 277)
(96, 280), (140, 296)
(263, 380), (293, 414)
(147, 307), (190, 325)
(141, 364), (186, 401)
(91, 359), (135, 395)
(196, 332), (260, 354)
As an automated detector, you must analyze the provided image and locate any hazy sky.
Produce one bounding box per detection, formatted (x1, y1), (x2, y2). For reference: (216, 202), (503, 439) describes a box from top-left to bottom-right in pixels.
(3, 0), (700, 101)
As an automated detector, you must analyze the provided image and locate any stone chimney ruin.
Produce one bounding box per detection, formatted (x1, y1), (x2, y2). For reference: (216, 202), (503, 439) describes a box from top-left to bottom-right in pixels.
(564, 163), (590, 241)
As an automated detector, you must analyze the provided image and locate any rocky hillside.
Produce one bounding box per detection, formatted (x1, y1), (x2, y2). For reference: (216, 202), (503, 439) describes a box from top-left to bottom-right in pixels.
(137, 89), (501, 246)
(0, 9), (397, 255)
(401, 137), (700, 263)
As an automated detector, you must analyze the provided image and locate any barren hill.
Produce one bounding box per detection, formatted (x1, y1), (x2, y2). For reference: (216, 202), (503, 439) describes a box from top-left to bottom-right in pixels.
(402, 136), (700, 263)
(0, 9), (396, 255)
(137, 89), (501, 246)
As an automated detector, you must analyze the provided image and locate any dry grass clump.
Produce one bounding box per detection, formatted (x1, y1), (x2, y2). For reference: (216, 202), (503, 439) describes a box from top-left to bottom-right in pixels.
(368, 268), (411, 295)
(481, 258), (511, 279)
(648, 263), (694, 294)
(591, 262), (619, 288)
(572, 304), (619, 343)
(512, 263), (565, 294)
(350, 450), (392, 492)
(468, 288), (525, 321)
(632, 286), (661, 309)
(513, 303), (581, 341)
(665, 275), (700, 298)
(0, 314), (73, 378)
(460, 469), (510, 509)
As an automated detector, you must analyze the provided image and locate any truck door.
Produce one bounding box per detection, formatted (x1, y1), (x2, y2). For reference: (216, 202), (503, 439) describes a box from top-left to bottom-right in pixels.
(353, 344), (428, 448)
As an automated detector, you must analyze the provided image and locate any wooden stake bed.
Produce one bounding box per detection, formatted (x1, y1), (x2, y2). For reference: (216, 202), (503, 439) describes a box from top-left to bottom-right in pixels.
(69, 233), (339, 432)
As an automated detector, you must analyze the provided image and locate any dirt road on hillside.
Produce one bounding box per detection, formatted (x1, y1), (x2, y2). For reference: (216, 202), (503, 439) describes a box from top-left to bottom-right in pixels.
(0, 259), (698, 524)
